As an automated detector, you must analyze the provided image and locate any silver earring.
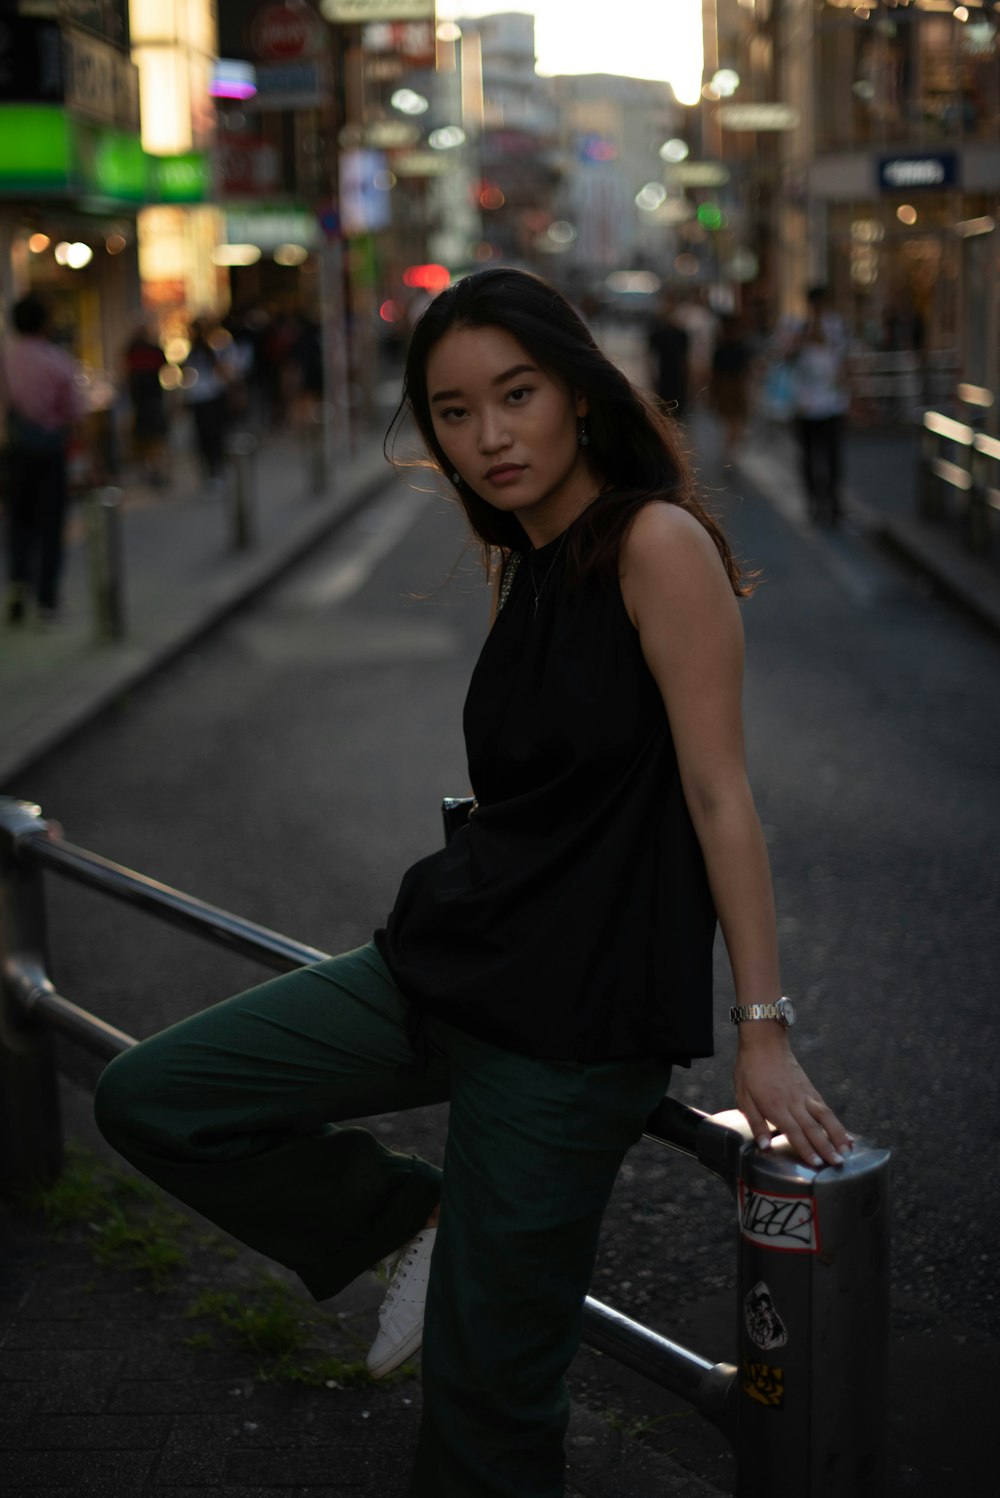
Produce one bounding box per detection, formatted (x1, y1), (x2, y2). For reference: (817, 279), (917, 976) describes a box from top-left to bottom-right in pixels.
(578, 418), (590, 448)
(451, 470), (462, 485)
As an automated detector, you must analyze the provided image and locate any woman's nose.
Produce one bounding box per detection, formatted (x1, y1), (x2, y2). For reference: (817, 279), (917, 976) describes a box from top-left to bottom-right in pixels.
(478, 413), (511, 453)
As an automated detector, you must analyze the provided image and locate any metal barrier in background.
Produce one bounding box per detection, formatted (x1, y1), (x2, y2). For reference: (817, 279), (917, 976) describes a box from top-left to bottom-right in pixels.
(919, 407), (1000, 557)
(225, 431), (259, 550)
(84, 486), (126, 640)
(0, 796), (890, 1498)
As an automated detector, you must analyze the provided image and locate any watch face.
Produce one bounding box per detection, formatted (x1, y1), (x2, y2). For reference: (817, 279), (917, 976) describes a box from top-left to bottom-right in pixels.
(777, 997), (796, 1026)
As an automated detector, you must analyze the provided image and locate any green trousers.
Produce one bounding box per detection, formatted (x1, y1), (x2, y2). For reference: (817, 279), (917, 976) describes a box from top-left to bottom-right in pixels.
(94, 943), (672, 1498)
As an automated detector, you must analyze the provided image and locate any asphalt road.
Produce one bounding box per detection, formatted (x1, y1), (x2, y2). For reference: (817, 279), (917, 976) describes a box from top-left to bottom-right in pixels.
(19, 426), (999, 1496)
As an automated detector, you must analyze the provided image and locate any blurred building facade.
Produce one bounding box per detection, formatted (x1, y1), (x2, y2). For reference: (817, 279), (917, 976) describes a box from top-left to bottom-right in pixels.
(550, 72), (684, 293)
(705, 0), (999, 406)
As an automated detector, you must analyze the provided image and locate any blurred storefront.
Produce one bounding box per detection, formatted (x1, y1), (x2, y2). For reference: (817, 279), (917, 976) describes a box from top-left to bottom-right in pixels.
(810, 0), (999, 406)
(0, 2), (144, 378)
(0, 1), (224, 402)
(710, 0), (999, 415)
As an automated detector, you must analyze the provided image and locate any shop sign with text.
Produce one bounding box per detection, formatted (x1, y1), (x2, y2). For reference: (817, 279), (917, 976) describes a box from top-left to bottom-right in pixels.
(878, 153), (959, 191)
(321, 1), (435, 22)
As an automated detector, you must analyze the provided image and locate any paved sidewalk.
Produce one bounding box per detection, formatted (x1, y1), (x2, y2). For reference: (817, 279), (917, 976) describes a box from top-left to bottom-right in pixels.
(1, 423), (392, 792)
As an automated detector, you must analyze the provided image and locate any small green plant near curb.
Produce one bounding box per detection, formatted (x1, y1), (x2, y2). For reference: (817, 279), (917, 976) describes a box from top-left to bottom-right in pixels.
(182, 1276), (405, 1388)
(29, 1145), (188, 1291)
(601, 1403), (685, 1448)
(28, 1143), (407, 1388)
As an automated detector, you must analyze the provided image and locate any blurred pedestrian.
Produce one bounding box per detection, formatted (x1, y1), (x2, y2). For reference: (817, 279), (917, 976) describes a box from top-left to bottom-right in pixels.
(95, 267), (852, 1498)
(647, 295), (690, 418)
(181, 319), (230, 487)
(672, 292), (716, 405)
(124, 320), (169, 488)
(790, 292), (851, 526)
(710, 314), (753, 463)
(0, 293), (87, 625)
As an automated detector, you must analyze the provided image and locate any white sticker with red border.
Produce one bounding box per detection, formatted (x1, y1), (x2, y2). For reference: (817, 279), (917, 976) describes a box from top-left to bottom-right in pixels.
(739, 1182), (820, 1253)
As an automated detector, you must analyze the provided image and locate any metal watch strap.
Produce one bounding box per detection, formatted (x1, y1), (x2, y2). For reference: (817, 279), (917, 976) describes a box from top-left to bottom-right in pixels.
(729, 998), (794, 1026)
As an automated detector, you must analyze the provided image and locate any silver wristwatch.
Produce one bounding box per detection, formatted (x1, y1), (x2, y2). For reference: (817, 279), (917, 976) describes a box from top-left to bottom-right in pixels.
(729, 997), (797, 1027)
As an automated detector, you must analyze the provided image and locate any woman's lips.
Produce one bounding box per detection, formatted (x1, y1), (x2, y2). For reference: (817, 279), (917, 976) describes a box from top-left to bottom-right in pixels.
(485, 465), (526, 487)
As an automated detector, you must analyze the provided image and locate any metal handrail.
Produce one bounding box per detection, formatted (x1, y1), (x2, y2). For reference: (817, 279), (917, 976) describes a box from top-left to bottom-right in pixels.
(920, 407), (1000, 550)
(0, 797), (890, 1496)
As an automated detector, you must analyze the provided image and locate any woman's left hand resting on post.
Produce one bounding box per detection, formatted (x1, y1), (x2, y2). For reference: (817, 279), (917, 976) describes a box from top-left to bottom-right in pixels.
(733, 1023), (851, 1167)
(620, 501), (852, 1169)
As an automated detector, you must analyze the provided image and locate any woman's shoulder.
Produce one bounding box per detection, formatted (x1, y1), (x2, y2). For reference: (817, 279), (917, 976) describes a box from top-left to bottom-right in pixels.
(618, 499), (735, 625)
(622, 497), (720, 564)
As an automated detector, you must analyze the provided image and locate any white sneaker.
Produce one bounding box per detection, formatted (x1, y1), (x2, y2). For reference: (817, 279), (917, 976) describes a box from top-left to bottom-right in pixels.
(366, 1226), (437, 1380)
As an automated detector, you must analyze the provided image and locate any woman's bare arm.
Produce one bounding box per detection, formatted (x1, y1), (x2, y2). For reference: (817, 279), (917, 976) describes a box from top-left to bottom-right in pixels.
(620, 502), (851, 1168)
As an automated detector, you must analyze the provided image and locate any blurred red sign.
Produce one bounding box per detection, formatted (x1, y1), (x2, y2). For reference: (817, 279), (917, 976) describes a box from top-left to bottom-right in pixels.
(250, 3), (320, 62)
(214, 135), (282, 196)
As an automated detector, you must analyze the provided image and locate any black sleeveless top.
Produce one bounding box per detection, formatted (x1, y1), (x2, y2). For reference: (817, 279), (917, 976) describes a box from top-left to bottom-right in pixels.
(374, 513), (717, 1063)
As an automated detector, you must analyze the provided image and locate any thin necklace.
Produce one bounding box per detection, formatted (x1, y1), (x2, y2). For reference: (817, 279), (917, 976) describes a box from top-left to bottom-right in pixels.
(527, 531), (569, 617)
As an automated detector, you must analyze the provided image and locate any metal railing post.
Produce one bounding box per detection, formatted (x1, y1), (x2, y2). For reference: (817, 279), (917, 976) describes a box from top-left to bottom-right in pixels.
(227, 432), (258, 550)
(645, 1099), (890, 1497)
(0, 798), (63, 1191)
(973, 431), (1000, 556)
(85, 486), (126, 640)
(919, 417), (941, 520)
(734, 1133), (890, 1497)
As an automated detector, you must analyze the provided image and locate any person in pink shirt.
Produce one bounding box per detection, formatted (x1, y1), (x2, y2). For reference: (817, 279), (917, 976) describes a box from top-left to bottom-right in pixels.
(1, 294), (87, 624)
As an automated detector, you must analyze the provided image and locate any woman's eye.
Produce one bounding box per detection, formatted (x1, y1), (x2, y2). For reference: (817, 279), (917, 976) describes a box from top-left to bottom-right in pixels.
(507, 386), (531, 404)
(440, 406), (466, 421)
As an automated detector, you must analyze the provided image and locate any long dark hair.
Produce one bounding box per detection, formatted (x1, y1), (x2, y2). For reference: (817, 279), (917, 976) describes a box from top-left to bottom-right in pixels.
(386, 268), (750, 596)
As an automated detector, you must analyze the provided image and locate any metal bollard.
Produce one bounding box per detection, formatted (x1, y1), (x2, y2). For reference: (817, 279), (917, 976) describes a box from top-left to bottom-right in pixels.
(85, 486), (125, 640)
(226, 431), (258, 550)
(308, 403), (329, 496)
(734, 1123), (890, 1497)
(0, 797), (63, 1191)
(646, 1099), (890, 1497)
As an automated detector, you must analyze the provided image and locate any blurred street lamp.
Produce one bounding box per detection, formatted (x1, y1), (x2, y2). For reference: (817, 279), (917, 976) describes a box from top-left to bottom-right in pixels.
(660, 138), (690, 163)
(711, 69), (741, 98)
(636, 182), (668, 211)
(391, 88), (429, 116)
(429, 126), (467, 150)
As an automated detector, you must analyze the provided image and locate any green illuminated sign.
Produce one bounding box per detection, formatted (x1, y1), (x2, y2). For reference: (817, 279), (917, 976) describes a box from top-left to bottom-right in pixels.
(153, 153), (210, 203)
(0, 106), (209, 204)
(0, 107), (73, 192)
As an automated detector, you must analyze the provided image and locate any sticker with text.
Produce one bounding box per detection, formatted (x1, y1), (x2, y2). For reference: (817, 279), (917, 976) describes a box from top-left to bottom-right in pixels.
(743, 1357), (785, 1409)
(738, 1182), (820, 1253)
(744, 1280), (789, 1351)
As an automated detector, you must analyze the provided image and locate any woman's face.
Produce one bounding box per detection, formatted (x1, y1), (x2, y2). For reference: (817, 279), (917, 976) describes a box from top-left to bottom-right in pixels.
(424, 324), (594, 545)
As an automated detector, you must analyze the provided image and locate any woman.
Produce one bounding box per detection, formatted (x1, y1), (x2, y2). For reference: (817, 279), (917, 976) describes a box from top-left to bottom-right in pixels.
(94, 269), (850, 1498)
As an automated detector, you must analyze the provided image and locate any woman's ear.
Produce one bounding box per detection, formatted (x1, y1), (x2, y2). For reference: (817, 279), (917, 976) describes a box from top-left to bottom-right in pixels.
(575, 391), (589, 418)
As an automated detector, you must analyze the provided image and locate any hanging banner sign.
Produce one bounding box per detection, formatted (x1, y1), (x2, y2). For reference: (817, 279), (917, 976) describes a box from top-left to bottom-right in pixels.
(320, 1), (435, 22)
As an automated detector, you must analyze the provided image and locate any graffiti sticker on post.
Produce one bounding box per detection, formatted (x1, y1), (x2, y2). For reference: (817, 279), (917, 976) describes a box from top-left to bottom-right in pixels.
(739, 1182), (820, 1252)
(744, 1280), (789, 1351)
(742, 1357), (785, 1409)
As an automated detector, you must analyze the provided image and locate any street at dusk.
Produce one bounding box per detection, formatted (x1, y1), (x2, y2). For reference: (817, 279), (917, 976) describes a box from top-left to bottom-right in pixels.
(2, 3), (999, 1496)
